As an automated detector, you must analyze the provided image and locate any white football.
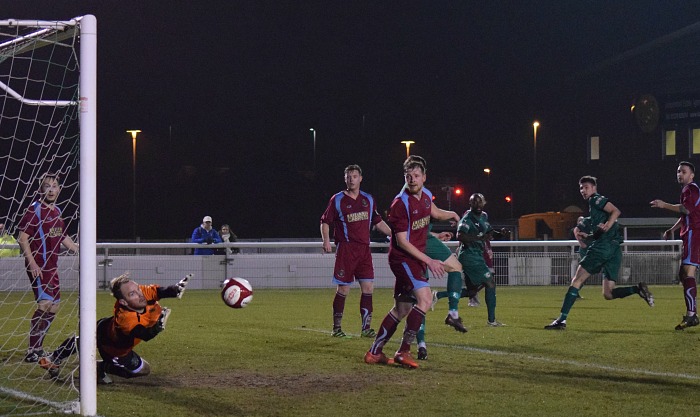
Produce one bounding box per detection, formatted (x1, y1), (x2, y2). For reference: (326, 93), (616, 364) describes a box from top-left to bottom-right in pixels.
(221, 277), (253, 308)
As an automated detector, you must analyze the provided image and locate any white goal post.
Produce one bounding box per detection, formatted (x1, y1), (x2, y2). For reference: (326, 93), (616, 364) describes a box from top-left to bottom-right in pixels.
(0, 15), (96, 416)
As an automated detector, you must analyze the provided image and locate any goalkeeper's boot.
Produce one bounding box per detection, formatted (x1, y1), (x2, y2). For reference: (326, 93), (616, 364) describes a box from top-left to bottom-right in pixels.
(430, 291), (438, 311)
(331, 328), (351, 338)
(444, 315), (468, 333)
(360, 328), (376, 338)
(417, 346), (428, 360)
(394, 351), (419, 369)
(97, 361), (113, 385)
(364, 351), (394, 365)
(675, 314), (700, 331)
(637, 282), (654, 307)
(544, 319), (566, 330)
(24, 348), (45, 363)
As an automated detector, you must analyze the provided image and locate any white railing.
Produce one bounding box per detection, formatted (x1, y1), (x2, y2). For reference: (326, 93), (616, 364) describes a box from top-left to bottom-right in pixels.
(0, 240), (682, 291)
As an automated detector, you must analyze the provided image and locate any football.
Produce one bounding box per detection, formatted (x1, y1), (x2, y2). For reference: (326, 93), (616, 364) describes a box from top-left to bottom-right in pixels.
(221, 277), (254, 308)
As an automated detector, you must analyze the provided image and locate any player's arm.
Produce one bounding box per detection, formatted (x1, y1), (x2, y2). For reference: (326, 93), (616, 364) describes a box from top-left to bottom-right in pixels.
(394, 230), (445, 278)
(663, 217), (683, 240)
(430, 203), (460, 224)
(598, 201), (621, 232)
(456, 229), (486, 244)
(17, 231), (41, 276)
(320, 222), (333, 253)
(573, 226), (588, 248)
(61, 235), (79, 254)
(157, 274), (191, 299)
(650, 199), (689, 215)
(432, 231), (453, 241)
(374, 220), (392, 237)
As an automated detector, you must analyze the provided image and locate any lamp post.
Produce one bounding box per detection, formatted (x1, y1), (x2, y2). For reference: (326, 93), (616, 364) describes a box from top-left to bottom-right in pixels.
(532, 121), (539, 213)
(400, 140), (415, 159)
(309, 128), (316, 171)
(127, 129), (141, 239)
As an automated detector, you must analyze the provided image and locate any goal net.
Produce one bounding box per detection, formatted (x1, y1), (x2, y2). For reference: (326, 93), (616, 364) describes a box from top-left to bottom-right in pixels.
(0, 16), (96, 416)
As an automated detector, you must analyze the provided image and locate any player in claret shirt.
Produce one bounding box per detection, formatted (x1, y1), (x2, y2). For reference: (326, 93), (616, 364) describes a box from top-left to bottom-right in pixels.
(364, 157), (459, 368)
(17, 173), (79, 363)
(651, 161), (700, 330)
(321, 165), (391, 339)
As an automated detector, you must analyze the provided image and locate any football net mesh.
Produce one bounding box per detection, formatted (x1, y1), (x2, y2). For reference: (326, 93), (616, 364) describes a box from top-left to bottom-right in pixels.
(0, 19), (82, 416)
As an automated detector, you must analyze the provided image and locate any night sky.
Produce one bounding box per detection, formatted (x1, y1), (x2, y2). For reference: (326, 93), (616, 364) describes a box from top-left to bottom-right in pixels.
(5, 2), (700, 240)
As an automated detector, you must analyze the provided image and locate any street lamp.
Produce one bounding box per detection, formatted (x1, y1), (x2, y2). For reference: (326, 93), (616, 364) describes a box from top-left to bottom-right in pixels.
(309, 128), (316, 171)
(126, 129), (141, 239)
(532, 121), (540, 213)
(400, 140), (415, 159)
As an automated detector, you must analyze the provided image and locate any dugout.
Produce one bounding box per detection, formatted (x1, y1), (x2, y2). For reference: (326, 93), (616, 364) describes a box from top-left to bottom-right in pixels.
(518, 212), (580, 240)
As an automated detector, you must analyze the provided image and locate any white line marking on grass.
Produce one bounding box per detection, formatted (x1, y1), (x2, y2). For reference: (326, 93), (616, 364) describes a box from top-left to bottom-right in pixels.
(296, 327), (700, 381)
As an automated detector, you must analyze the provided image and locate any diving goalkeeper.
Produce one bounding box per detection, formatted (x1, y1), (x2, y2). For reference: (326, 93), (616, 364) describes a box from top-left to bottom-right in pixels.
(39, 272), (191, 384)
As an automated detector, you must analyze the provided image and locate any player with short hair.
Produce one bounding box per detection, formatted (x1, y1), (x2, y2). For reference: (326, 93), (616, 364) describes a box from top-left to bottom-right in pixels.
(454, 193), (508, 328)
(17, 173), (79, 362)
(39, 272), (190, 384)
(364, 157), (459, 368)
(321, 164), (391, 338)
(545, 176), (654, 330)
(650, 161), (700, 330)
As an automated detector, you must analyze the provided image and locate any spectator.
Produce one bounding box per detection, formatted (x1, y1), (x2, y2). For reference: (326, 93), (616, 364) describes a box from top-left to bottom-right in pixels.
(0, 223), (20, 257)
(218, 224), (239, 255)
(191, 216), (222, 255)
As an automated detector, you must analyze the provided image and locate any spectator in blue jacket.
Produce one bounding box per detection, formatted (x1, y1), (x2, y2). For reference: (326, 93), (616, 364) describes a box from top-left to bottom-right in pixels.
(191, 216), (222, 255)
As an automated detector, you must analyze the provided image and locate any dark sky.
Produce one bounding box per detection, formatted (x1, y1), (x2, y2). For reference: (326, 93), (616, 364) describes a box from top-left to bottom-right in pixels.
(5, 2), (700, 239)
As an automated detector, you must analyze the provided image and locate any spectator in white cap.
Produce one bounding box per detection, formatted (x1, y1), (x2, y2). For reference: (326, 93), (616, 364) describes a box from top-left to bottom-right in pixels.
(191, 216), (222, 255)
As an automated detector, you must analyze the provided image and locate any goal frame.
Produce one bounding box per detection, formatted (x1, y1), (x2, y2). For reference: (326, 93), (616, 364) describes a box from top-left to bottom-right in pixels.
(0, 15), (97, 416)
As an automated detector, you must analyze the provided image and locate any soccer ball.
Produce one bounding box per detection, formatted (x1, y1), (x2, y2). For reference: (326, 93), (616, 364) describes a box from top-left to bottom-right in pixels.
(221, 277), (253, 308)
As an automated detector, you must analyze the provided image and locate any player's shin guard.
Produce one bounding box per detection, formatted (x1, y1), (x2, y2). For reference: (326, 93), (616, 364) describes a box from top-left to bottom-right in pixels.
(332, 291), (346, 329)
(683, 277), (697, 314)
(485, 286), (497, 323)
(360, 293), (372, 331)
(446, 271), (463, 311)
(368, 312), (400, 355)
(29, 310), (55, 351)
(398, 307), (425, 353)
(559, 286), (580, 320)
(416, 317), (426, 345)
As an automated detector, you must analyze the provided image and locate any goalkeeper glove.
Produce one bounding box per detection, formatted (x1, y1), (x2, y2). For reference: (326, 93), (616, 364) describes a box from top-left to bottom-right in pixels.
(156, 307), (171, 332)
(176, 273), (192, 299)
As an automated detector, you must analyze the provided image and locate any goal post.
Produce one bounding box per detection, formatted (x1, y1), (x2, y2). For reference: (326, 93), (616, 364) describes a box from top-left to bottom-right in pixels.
(0, 15), (97, 416)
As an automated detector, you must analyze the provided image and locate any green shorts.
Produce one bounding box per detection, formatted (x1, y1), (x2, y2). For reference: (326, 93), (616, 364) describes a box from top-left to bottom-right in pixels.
(458, 254), (492, 285)
(425, 233), (453, 262)
(579, 241), (622, 281)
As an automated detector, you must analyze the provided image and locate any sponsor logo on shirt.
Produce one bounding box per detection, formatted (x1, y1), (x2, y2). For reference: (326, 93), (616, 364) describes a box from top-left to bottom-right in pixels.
(346, 211), (369, 222)
(48, 227), (62, 238)
(412, 216), (430, 231)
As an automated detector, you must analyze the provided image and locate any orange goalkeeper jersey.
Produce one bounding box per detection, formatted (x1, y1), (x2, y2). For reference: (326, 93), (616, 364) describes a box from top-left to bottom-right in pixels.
(100, 284), (164, 358)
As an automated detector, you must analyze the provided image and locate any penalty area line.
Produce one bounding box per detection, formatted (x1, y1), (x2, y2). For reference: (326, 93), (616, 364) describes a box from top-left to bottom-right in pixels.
(295, 326), (700, 381)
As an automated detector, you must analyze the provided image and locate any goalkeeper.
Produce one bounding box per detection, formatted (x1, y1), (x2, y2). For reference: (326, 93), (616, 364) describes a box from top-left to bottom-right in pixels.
(40, 272), (191, 384)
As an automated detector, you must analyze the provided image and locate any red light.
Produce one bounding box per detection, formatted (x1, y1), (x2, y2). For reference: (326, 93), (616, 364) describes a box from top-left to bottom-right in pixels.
(454, 188), (463, 196)
(505, 196), (512, 203)
(432, 195), (436, 200)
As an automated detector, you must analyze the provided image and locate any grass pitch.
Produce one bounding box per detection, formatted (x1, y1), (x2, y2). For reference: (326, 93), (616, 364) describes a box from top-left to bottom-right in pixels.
(20, 286), (700, 416)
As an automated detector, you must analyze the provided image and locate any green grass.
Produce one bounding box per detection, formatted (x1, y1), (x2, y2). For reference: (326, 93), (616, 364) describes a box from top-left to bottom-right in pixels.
(7, 285), (700, 416)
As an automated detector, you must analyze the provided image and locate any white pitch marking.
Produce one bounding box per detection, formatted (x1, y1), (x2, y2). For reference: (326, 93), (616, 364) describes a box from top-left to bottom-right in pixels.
(297, 327), (700, 381)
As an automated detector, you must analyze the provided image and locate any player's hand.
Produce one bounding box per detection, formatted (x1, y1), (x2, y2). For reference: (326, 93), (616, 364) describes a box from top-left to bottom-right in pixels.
(650, 199), (666, 209)
(500, 228), (511, 239)
(322, 241), (332, 253)
(176, 274), (192, 299)
(663, 230), (673, 240)
(426, 259), (446, 278)
(437, 231), (453, 241)
(156, 307), (171, 332)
